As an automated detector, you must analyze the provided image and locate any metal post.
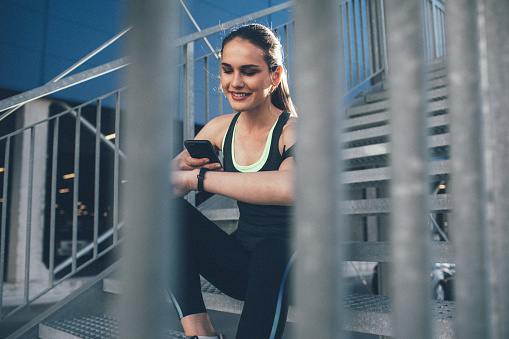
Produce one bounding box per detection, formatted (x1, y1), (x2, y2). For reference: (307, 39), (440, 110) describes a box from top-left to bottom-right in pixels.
(0, 138), (10, 310)
(386, 1), (431, 339)
(478, 0), (509, 337)
(294, 0), (346, 338)
(184, 42), (195, 142)
(119, 1), (178, 338)
(446, 1), (489, 338)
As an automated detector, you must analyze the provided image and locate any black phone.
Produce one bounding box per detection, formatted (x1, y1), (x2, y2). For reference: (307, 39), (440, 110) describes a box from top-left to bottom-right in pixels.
(184, 139), (222, 166)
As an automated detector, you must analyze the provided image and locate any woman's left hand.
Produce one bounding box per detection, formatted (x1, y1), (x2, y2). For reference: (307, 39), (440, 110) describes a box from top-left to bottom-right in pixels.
(171, 168), (199, 197)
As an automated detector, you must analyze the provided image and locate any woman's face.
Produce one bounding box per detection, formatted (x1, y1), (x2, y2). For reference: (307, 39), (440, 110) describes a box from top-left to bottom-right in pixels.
(221, 38), (277, 114)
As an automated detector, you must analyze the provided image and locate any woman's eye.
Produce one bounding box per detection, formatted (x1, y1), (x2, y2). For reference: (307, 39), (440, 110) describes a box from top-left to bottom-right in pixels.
(222, 69), (233, 74)
(243, 71), (257, 76)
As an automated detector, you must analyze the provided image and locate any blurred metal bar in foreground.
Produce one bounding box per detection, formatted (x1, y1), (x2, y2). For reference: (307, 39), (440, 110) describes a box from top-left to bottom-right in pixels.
(118, 1), (178, 338)
(293, 0), (347, 338)
(479, 0), (509, 337)
(447, 1), (489, 338)
(386, 1), (432, 338)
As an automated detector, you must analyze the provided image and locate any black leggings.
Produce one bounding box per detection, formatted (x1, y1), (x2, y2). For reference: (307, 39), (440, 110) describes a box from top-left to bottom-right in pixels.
(169, 198), (294, 339)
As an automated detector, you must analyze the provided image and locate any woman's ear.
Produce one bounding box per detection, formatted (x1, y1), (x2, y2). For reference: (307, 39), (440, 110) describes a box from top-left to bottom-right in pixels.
(271, 65), (283, 87)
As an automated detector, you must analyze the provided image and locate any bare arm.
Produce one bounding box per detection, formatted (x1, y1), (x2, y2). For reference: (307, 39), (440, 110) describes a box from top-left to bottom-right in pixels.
(171, 157), (295, 205)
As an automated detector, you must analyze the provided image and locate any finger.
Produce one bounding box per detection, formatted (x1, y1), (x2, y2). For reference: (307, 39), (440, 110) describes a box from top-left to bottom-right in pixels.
(201, 162), (223, 171)
(185, 157), (210, 167)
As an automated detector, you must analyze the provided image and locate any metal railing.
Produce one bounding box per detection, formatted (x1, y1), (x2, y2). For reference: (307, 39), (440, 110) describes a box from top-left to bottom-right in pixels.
(0, 89), (126, 320)
(0, 0), (452, 328)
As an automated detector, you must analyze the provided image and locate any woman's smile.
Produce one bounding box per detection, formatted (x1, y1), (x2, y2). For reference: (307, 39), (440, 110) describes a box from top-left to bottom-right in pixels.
(231, 91), (251, 100)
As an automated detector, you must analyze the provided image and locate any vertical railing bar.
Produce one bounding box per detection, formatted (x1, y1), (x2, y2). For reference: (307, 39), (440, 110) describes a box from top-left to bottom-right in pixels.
(184, 41), (196, 205)
(204, 56), (210, 123)
(423, 0), (430, 60)
(284, 24), (290, 85)
(120, 1), (177, 336)
(294, 0), (345, 337)
(386, 0), (431, 338)
(379, 0), (388, 73)
(93, 99), (102, 258)
(24, 126), (36, 303)
(72, 107), (82, 272)
(48, 118), (60, 283)
(0, 137), (11, 310)
(367, 0), (378, 74)
(440, 10), (447, 57)
(345, 2), (354, 91)
(184, 42), (195, 141)
(352, 0), (361, 85)
(183, 45), (188, 126)
(480, 0), (509, 335)
(376, 0), (384, 73)
(360, 0), (369, 81)
(217, 58), (223, 116)
(339, 3), (348, 97)
(432, 0), (440, 59)
(113, 92), (121, 245)
(370, 0), (379, 73)
(447, 1), (490, 337)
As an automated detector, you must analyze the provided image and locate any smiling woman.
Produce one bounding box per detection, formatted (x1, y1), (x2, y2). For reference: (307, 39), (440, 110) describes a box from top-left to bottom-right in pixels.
(169, 23), (298, 339)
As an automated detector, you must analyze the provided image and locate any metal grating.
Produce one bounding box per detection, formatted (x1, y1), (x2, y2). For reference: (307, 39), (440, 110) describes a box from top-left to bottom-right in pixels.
(344, 293), (455, 319)
(40, 315), (186, 339)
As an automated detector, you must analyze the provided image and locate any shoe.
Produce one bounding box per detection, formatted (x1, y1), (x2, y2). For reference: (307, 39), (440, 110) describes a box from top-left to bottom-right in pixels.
(186, 334), (225, 339)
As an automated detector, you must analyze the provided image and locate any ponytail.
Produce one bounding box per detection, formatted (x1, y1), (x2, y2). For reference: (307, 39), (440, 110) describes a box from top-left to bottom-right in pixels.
(271, 68), (297, 117)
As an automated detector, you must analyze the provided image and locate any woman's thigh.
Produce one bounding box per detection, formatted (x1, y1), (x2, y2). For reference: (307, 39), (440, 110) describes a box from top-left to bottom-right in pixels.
(177, 198), (252, 300)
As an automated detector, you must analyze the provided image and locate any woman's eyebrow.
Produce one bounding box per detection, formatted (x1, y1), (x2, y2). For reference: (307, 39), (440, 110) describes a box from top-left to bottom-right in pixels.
(221, 62), (261, 69)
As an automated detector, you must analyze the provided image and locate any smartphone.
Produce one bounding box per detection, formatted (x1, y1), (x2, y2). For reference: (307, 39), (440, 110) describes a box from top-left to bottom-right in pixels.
(184, 139), (222, 166)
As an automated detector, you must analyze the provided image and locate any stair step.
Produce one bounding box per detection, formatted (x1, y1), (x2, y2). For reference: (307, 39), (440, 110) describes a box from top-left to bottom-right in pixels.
(344, 194), (451, 216)
(343, 293), (455, 338)
(364, 83), (448, 104)
(38, 294), (455, 338)
(343, 159), (450, 188)
(39, 314), (186, 339)
(344, 241), (453, 263)
(200, 208), (239, 221)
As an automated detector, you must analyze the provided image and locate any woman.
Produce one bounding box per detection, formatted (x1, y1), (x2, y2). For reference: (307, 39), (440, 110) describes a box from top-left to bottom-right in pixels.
(171, 23), (297, 339)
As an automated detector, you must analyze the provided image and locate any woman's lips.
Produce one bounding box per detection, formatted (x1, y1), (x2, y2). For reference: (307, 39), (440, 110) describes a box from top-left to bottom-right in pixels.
(231, 92), (250, 100)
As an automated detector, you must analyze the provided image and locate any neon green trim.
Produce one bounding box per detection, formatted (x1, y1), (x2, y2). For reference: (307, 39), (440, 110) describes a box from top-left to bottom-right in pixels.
(230, 116), (278, 173)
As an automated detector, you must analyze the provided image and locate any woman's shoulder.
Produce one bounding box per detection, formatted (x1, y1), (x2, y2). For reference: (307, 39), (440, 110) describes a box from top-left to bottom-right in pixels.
(196, 113), (237, 148)
(206, 113), (238, 133)
(280, 114), (297, 149)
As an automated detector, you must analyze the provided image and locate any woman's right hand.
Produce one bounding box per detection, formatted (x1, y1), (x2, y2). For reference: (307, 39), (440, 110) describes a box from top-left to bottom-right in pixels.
(174, 150), (223, 171)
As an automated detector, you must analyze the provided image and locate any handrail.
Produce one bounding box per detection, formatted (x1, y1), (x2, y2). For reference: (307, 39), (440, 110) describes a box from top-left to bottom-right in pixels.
(0, 57), (130, 120)
(51, 26), (132, 83)
(175, 1), (295, 46)
(0, 26), (131, 122)
(179, 0), (219, 59)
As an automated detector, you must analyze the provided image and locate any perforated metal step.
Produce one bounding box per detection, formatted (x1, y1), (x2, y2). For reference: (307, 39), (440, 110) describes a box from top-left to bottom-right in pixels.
(39, 314), (186, 339)
(343, 293), (455, 338)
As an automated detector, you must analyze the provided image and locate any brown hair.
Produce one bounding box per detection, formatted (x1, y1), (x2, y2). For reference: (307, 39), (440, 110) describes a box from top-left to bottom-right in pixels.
(221, 24), (297, 117)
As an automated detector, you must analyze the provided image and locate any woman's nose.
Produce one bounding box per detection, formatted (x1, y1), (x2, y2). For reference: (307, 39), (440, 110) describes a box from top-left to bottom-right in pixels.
(231, 72), (244, 88)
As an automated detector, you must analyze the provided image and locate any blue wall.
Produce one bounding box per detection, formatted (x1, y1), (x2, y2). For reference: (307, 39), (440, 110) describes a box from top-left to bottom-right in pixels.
(0, 0), (291, 106)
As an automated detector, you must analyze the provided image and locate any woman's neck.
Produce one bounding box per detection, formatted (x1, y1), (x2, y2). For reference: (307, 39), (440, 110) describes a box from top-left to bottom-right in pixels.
(240, 103), (282, 131)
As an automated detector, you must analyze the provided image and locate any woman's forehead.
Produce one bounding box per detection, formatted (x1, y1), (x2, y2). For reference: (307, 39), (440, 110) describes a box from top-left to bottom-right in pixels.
(222, 38), (265, 65)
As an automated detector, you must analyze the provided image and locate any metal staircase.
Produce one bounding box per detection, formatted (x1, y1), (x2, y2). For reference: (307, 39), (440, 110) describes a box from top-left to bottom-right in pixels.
(9, 0), (504, 337)
(4, 56), (457, 338)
